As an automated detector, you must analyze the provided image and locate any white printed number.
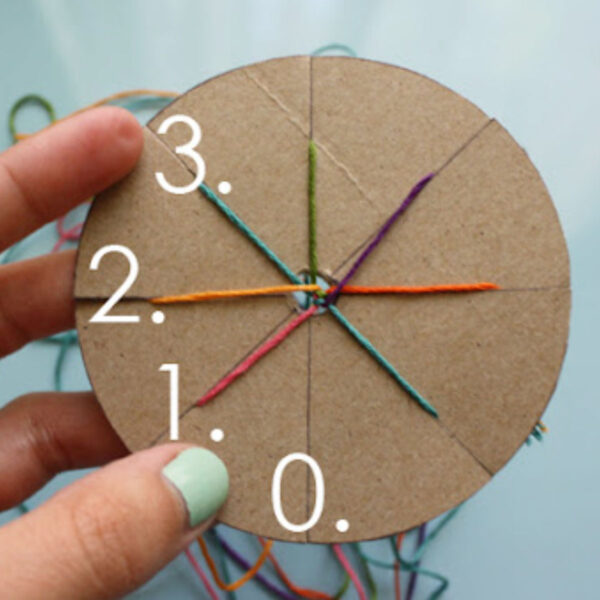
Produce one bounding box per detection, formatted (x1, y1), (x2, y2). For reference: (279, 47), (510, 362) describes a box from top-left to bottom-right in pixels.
(155, 114), (206, 194)
(159, 364), (179, 441)
(89, 245), (139, 323)
(272, 453), (325, 532)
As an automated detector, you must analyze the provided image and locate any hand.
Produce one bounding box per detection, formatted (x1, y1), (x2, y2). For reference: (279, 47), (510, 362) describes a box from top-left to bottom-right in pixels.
(0, 107), (229, 599)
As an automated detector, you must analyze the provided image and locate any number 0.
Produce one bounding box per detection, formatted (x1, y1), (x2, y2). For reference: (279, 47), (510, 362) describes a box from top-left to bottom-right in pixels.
(272, 452), (325, 532)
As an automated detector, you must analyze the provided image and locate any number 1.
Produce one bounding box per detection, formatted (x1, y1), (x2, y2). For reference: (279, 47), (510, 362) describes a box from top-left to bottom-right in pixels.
(159, 363), (179, 440)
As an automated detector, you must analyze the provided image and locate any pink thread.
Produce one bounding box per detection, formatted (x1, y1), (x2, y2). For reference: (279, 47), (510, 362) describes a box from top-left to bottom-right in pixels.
(52, 216), (83, 252)
(198, 305), (318, 406)
(184, 547), (220, 600)
(332, 544), (367, 600)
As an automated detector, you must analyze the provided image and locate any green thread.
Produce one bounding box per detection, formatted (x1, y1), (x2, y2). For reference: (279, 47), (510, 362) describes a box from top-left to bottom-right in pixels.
(333, 575), (351, 599)
(353, 543), (378, 600)
(199, 183), (302, 285)
(312, 43), (358, 58)
(308, 140), (318, 284)
(9, 94), (56, 143)
(327, 304), (438, 417)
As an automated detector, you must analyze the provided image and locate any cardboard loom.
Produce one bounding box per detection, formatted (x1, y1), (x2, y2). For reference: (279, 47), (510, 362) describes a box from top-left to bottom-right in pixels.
(74, 56), (570, 543)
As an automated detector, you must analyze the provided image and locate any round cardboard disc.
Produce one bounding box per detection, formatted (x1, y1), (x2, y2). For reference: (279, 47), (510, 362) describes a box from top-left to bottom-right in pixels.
(75, 56), (570, 543)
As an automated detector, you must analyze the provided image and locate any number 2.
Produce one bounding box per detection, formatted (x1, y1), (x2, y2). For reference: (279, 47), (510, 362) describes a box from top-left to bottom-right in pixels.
(155, 114), (206, 194)
(89, 245), (140, 323)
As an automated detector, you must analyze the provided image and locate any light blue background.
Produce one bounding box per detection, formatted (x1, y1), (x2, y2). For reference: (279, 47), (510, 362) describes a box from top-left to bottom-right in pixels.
(0, 1), (598, 598)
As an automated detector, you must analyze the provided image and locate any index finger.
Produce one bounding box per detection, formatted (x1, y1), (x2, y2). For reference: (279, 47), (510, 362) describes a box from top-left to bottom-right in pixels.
(0, 106), (143, 252)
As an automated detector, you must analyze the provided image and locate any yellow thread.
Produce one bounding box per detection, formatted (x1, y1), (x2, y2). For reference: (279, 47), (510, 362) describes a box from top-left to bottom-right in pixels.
(197, 536), (273, 591)
(151, 283), (321, 304)
(13, 89), (179, 140)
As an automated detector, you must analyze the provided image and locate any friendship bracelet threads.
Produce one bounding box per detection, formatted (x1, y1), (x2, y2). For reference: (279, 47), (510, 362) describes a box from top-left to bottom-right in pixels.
(8, 94), (56, 142)
(196, 182), (438, 416)
(257, 537), (332, 600)
(339, 282), (500, 294)
(11, 89), (178, 141)
(184, 547), (220, 600)
(394, 533), (405, 600)
(327, 304), (438, 417)
(199, 183), (303, 285)
(333, 544), (368, 600)
(326, 172), (435, 306)
(212, 531), (298, 600)
(406, 524), (426, 600)
(197, 535), (273, 591)
(151, 284), (321, 304)
(308, 140), (318, 284)
(197, 305), (318, 406)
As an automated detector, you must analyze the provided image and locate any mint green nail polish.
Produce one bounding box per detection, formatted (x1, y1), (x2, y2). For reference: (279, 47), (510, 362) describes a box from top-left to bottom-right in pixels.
(162, 447), (229, 527)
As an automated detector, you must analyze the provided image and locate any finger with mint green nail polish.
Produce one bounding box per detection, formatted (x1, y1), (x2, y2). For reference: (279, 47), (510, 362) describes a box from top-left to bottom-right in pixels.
(163, 446), (229, 527)
(0, 443), (230, 600)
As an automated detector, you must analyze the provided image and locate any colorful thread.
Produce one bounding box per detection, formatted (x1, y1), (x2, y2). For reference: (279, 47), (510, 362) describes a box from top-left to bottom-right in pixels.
(199, 183), (303, 285)
(196, 182), (438, 416)
(312, 43), (358, 58)
(308, 140), (318, 284)
(184, 546), (220, 600)
(198, 535), (273, 591)
(258, 537), (333, 600)
(327, 304), (438, 417)
(8, 94), (56, 142)
(338, 282), (499, 295)
(198, 305), (318, 406)
(151, 283), (320, 304)
(406, 524), (426, 600)
(333, 544), (368, 600)
(326, 172), (435, 306)
(212, 530), (297, 600)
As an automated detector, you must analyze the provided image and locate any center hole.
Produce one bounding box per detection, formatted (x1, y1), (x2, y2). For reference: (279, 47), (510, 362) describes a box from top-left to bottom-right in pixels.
(292, 271), (331, 314)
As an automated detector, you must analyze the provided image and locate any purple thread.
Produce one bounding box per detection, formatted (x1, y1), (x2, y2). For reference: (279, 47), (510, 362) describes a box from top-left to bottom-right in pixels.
(406, 523), (427, 600)
(326, 172), (435, 305)
(212, 531), (297, 600)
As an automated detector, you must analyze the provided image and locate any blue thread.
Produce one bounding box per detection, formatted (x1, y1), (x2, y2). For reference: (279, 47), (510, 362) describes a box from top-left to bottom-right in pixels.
(327, 305), (438, 417)
(199, 183), (302, 285)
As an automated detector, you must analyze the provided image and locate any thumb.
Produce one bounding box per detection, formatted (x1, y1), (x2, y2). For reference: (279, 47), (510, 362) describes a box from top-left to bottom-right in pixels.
(0, 444), (229, 600)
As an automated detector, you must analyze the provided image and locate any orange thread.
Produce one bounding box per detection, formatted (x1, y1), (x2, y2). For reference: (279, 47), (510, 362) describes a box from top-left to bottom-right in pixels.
(197, 536), (273, 591)
(151, 283), (321, 304)
(340, 282), (500, 294)
(13, 89), (178, 140)
(258, 537), (333, 600)
(394, 533), (405, 600)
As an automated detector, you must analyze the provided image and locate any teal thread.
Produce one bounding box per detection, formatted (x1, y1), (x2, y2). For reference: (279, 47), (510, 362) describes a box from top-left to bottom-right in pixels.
(199, 183), (302, 285)
(308, 140), (318, 284)
(354, 508), (461, 600)
(327, 304), (438, 417)
(40, 331), (78, 391)
(312, 43), (358, 57)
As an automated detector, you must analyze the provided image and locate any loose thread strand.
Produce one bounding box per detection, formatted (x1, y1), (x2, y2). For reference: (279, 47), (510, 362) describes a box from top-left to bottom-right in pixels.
(212, 531), (297, 600)
(198, 535), (273, 591)
(184, 547), (220, 600)
(333, 544), (368, 600)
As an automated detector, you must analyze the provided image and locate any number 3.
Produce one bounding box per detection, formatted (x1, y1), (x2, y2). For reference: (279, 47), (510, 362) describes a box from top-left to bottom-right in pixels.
(155, 114), (206, 194)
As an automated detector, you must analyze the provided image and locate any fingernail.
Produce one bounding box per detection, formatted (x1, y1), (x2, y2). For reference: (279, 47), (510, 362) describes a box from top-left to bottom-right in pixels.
(162, 447), (229, 527)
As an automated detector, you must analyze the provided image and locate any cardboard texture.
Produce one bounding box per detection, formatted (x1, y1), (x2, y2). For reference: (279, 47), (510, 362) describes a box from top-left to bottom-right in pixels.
(75, 56), (570, 543)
